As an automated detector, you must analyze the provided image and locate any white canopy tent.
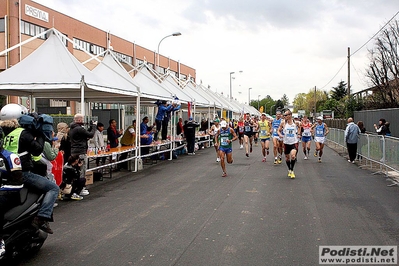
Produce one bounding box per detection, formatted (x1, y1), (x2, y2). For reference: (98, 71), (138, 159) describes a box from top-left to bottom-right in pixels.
(0, 29), (137, 117)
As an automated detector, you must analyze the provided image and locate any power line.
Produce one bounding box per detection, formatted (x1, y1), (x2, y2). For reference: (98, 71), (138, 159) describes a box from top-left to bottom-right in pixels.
(318, 10), (399, 90)
(351, 10), (399, 56)
(319, 59), (348, 90)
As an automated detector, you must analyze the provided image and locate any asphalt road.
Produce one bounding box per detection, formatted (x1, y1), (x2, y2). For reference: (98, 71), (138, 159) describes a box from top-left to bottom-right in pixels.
(21, 141), (399, 266)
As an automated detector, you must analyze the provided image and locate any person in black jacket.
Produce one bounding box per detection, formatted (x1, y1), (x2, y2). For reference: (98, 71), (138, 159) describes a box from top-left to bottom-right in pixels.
(183, 119), (200, 155)
(69, 114), (96, 195)
(61, 154), (86, 200)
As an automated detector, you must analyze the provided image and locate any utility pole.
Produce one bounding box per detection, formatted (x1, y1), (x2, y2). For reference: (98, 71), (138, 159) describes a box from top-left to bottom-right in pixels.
(314, 86), (317, 120)
(347, 47), (351, 96)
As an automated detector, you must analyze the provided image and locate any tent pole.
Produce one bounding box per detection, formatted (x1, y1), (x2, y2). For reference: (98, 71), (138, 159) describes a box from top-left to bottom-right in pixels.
(80, 76), (85, 117)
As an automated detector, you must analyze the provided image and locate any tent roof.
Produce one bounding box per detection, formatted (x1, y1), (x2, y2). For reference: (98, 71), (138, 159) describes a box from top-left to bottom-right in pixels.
(132, 65), (175, 101)
(182, 81), (210, 106)
(0, 30), (135, 101)
(161, 75), (193, 103)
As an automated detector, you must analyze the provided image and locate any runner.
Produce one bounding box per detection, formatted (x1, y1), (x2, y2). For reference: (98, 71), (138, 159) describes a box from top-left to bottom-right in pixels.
(311, 116), (329, 163)
(243, 113), (255, 157)
(208, 118), (221, 162)
(278, 110), (301, 178)
(300, 115), (312, 160)
(253, 115), (259, 146)
(258, 113), (272, 162)
(214, 120), (238, 177)
(237, 116), (245, 149)
(272, 111), (284, 164)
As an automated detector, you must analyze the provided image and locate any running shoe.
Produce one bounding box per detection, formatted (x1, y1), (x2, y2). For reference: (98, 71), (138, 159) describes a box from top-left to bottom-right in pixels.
(80, 189), (90, 196)
(71, 193), (83, 200)
(216, 157), (220, 162)
(262, 158), (266, 162)
(274, 158), (277, 164)
(222, 172), (227, 177)
(304, 156), (308, 160)
(314, 151), (318, 157)
(277, 156), (282, 164)
(290, 171), (296, 179)
(240, 145), (243, 149)
(318, 157), (322, 163)
(288, 170), (292, 177)
(246, 153), (249, 157)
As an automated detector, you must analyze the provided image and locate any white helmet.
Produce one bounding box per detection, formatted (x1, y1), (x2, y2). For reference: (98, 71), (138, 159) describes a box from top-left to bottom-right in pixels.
(0, 103), (28, 120)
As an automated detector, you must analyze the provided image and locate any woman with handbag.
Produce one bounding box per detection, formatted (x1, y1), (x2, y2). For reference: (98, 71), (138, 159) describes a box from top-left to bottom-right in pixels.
(60, 154), (86, 200)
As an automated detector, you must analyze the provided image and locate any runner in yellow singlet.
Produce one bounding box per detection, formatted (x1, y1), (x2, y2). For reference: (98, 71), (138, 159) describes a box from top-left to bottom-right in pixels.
(258, 113), (272, 162)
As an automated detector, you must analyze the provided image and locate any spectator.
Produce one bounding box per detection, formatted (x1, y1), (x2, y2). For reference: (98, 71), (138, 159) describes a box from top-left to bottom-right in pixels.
(54, 122), (68, 149)
(59, 124), (71, 164)
(357, 121), (366, 134)
(119, 120), (136, 170)
(374, 118), (388, 136)
(162, 104), (181, 141)
(69, 113), (96, 196)
(176, 118), (184, 136)
(345, 117), (361, 164)
(140, 116), (152, 156)
(154, 100), (173, 141)
(183, 119), (200, 155)
(385, 122), (391, 136)
(61, 154), (86, 200)
(90, 122), (106, 166)
(107, 119), (123, 148)
(40, 131), (59, 182)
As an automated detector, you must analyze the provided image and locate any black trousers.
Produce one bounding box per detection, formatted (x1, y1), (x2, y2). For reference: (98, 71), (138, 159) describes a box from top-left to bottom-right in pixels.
(186, 136), (195, 153)
(347, 143), (357, 162)
(162, 120), (169, 140)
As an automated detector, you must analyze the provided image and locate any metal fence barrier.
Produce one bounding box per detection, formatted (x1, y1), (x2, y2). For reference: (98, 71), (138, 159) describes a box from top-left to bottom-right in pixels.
(326, 128), (399, 185)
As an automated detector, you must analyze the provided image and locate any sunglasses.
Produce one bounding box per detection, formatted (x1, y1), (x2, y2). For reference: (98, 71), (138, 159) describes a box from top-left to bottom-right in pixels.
(283, 113), (291, 116)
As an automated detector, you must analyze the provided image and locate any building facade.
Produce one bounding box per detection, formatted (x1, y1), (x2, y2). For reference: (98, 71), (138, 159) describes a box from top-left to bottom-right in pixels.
(0, 0), (196, 113)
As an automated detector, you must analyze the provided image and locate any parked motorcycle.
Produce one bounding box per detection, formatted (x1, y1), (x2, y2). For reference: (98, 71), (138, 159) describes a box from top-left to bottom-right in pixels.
(1, 187), (48, 262)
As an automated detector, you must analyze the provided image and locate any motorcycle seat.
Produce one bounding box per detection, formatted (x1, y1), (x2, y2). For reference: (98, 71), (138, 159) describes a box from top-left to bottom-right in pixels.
(4, 188), (42, 221)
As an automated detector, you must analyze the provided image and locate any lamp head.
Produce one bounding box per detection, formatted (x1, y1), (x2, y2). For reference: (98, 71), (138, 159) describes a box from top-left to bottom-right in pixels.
(172, 32), (182, 36)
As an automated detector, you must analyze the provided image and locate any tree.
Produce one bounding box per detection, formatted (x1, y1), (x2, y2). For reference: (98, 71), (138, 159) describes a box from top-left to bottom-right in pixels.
(280, 94), (289, 107)
(331, 81), (348, 101)
(292, 93), (307, 113)
(365, 19), (399, 108)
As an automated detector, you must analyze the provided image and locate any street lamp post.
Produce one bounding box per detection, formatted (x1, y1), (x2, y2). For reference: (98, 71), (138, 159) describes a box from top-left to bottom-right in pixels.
(257, 95), (261, 111)
(157, 32), (181, 72)
(270, 104), (275, 115)
(229, 72), (235, 102)
(229, 70), (243, 101)
(248, 88), (252, 106)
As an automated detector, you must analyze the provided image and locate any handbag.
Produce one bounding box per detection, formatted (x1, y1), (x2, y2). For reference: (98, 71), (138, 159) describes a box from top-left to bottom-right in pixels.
(61, 184), (72, 194)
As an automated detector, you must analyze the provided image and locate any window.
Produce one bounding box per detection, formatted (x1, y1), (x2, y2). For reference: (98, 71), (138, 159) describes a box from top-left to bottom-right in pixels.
(20, 21), (47, 40)
(0, 18), (5, 32)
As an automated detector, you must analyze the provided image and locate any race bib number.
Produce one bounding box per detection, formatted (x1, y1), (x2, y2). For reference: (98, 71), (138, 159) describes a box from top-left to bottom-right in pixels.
(303, 128), (311, 136)
(245, 126), (251, 132)
(221, 137), (229, 146)
(287, 129), (295, 137)
(260, 130), (267, 136)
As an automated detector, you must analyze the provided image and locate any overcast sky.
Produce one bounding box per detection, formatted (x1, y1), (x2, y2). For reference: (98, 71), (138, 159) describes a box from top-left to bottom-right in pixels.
(34, 0), (399, 105)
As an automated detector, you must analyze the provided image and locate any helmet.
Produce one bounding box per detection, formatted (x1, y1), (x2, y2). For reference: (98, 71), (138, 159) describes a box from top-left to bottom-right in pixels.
(0, 104), (28, 121)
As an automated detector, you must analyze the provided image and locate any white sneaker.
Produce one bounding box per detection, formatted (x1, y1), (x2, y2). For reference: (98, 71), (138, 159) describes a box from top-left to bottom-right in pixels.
(216, 157), (220, 162)
(0, 239), (5, 257)
(304, 156), (308, 160)
(80, 190), (90, 196)
(240, 145), (243, 149)
(71, 193), (83, 200)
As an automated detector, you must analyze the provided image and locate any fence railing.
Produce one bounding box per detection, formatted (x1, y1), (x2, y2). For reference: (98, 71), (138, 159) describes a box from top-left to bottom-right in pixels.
(326, 128), (399, 183)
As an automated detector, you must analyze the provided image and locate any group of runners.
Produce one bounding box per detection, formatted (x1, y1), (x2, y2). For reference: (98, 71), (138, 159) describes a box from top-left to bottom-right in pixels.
(208, 110), (329, 178)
